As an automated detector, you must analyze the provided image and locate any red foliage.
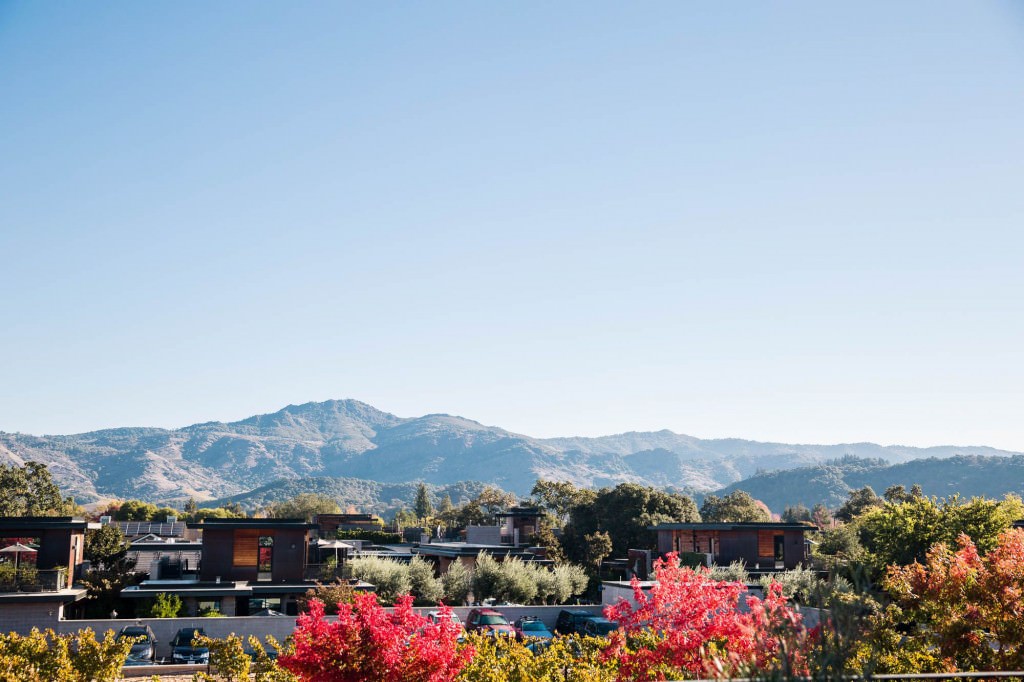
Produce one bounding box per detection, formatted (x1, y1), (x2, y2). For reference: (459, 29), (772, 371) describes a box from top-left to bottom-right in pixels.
(886, 529), (1024, 670)
(278, 593), (473, 682)
(602, 552), (810, 680)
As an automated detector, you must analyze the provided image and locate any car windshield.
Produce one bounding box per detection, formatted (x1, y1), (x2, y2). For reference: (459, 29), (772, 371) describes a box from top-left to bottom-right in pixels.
(521, 621), (546, 631)
(120, 628), (150, 641)
(175, 630), (203, 644)
(479, 615), (508, 625)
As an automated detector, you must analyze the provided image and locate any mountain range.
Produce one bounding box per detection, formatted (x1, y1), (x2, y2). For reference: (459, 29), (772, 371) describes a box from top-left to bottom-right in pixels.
(1, 399), (1019, 506)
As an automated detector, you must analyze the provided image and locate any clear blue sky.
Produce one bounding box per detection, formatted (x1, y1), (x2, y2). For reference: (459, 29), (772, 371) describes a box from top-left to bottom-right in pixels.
(2, 2), (1023, 449)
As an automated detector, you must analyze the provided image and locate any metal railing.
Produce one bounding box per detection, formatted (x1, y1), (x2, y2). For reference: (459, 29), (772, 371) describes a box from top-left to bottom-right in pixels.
(0, 568), (68, 593)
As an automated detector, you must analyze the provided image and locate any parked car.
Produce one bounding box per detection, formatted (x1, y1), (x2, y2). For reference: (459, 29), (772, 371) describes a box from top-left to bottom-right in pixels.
(116, 625), (157, 665)
(581, 617), (619, 637)
(170, 627), (209, 664)
(465, 608), (515, 637)
(427, 610), (466, 641)
(514, 616), (554, 641)
(555, 608), (599, 635)
(427, 610), (464, 629)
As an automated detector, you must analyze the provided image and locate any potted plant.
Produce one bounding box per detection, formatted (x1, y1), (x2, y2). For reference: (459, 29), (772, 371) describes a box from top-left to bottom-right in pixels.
(17, 565), (40, 591)
(0, 563), (16, 591)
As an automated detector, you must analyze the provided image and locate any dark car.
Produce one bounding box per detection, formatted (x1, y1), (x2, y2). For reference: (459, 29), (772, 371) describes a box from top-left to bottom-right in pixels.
(581, 617), (619, 637)
(117, 624), (157, 665)
(170, 627), (209, 664)
(513, 616), (554, 641)
(465, 608), (515, 637)
(555, 609), (599, 635)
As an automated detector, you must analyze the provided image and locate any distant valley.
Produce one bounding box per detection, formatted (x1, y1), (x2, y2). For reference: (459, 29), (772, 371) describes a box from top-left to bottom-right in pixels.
(1, 399), (1019, 508)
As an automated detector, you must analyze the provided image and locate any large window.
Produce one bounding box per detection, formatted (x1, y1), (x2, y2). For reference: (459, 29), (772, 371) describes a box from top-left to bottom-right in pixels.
(258, 535), (274, 580)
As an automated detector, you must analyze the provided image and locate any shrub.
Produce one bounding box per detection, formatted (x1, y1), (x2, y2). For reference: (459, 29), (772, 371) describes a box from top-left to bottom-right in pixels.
(300, 580), (357, 615)
(407, 556), (443, 605)
(441, 560), (472, 605)
(0, 627), (134, 682)
(707, 559), (750, 583)
(145, 592), (183, 617)
(195, 634), (250, 681)
(348, 556), (412, 604)
(278, 595), (471, 681)
(603, 552), (810, 679)
(458, 632), (617, 681)
(336, 529), (400, 545)
(249, 635), (297, 682)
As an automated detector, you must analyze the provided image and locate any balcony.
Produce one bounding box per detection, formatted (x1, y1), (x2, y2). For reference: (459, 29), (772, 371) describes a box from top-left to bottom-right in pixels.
(0, 568), (68, 593)
(302, 563), (346, 582)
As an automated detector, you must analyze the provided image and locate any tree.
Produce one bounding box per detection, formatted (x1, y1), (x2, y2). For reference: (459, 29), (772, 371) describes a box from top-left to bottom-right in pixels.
(0, 461), (75, 517)
(583, 531), (613, 574)
(437, 494), (454, 518)
(562, 483), (700, 562)
(278, 595), (472, 682)
(531, 479), (596, 526)
(811, 502), (833, 529)
(407, 556), (444, 605)
(700, 491), (770, 523)
(781, 504), (812, 523)
(602, 552), (810, 679)
(885, 529), (1024, 671)
(441, 560), (473, 605)
(112, 499), (159, 521)
(348, 556), (412, 604)
(834, 486), (883, 523)
(475, 487), (518, 519)
(858, 493), (1024, 571)
(267, 493), (341, 521)
(413, 483), (433, 521)
(84, 525), (127, 570)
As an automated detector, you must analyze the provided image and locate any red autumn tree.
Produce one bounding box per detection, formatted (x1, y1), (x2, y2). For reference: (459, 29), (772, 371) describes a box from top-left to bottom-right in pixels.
(278, 593), (473, 682)
(885, 528), (1024, 671)
(602, 552), (810, 680)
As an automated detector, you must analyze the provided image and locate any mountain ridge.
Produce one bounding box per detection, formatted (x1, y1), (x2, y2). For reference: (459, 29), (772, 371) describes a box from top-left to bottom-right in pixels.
(1, 398), (1019, 504)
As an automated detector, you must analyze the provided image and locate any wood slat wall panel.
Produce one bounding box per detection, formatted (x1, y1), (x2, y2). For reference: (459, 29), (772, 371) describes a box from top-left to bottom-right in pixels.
(233, 529), (259, 567)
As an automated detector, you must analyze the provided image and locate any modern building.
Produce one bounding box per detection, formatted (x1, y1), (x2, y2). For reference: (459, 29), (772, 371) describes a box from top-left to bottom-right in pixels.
(0, 517), (91, 633)
(650, 522), (811, 570)
(122, 518), (322, 616)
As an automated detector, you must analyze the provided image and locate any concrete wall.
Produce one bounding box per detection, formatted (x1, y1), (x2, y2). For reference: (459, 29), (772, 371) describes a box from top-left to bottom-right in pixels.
(56, 604), (605, 658)
(1, 602), (65, 635)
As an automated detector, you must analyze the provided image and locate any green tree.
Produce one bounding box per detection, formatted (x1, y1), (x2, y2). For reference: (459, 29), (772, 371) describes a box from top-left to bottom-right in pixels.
(113, 499), (159, 521)
(0, 461), (75, 517)
(441, 559), (473, 605)
(562, 483), (700, 562)
(407, 556), (444, 604)
(781, 504), (812, 523)
(700, 491), (770, 523)
(84, 525), (127, 570)
(266, 493), (340, 521)
(834, 486), (883, 523)
(531, 479), (597, 526)
(413, 483), (433, 521)
(583, 530), (613, 574)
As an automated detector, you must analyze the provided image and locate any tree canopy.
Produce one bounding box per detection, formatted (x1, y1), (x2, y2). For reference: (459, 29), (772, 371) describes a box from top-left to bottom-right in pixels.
(699, 490), (770, 523)
(0, 461), (75, 517)
(266, 493), (341, 521)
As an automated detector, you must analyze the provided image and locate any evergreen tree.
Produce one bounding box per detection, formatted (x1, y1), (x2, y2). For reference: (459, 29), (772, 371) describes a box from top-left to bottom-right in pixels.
(414, 483), (433, 520)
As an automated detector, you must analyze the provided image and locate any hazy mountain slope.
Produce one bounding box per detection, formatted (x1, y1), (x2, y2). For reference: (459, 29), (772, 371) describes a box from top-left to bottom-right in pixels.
(715, 455), (1024, 513)
(206, 477), (497, 517)
(1, 398), (1020, 505)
